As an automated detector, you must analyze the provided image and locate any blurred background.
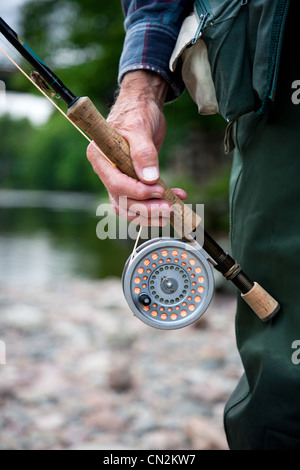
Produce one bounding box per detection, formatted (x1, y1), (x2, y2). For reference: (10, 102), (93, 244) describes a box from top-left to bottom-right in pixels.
(0, 0), (241, 451)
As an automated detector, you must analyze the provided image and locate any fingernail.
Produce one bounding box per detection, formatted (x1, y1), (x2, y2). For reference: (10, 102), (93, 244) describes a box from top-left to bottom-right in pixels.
(151, 192), (164, 199)
(142, 166), (159, 182)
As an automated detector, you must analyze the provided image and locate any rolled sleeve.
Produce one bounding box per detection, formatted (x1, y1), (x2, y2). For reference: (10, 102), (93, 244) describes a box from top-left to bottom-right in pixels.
(119, 0), (194, 102)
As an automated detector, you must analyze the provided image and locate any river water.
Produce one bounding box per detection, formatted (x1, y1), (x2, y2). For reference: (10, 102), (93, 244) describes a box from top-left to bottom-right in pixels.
(0, 190), (132, 289)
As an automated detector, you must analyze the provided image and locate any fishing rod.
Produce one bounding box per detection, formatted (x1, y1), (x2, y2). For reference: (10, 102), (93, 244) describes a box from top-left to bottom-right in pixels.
(0, 17), (280, 328)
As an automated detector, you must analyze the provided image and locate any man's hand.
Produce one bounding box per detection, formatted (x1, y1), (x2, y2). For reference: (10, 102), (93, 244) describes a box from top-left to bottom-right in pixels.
(87, 70), (186, 226)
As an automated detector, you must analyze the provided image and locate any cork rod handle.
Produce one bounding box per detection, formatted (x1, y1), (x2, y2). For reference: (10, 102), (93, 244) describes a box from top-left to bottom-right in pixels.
(241, 282), (280, 321)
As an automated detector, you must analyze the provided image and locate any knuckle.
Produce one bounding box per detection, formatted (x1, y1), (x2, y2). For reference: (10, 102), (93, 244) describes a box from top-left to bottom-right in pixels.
(133, 145), (156, 164)
(135, 183), (149, 200)
(106, 175), (119, 194)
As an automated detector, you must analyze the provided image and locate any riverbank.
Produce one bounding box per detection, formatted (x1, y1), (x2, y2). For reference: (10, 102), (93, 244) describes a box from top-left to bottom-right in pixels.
(0, 276), (243, 450)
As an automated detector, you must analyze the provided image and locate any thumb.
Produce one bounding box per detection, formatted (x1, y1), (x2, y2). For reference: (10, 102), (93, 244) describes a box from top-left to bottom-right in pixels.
(128, 132), (160, 184)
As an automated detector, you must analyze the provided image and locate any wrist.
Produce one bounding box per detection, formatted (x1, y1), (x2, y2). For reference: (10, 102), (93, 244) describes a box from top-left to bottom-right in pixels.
(119, 70), (168, 110)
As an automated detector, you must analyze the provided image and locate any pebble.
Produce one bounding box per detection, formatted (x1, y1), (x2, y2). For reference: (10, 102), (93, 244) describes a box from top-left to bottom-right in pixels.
(0, 277), (243, 450)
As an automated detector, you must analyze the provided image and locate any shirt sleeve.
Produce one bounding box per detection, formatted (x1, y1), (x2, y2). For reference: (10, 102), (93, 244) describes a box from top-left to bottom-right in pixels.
(119, 0), (194, 102)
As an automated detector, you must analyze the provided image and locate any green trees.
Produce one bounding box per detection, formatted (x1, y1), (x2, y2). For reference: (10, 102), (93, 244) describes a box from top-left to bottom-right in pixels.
(1, 0), (229, 231)
(19, 0), (125, 105)
(1, 0), (125, 192)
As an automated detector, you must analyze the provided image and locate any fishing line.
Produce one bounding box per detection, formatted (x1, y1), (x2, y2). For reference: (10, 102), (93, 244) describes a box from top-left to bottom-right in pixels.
(0, 40), (119, 170)
(0, 44), (93, 142)
(129, 224), (143, 264)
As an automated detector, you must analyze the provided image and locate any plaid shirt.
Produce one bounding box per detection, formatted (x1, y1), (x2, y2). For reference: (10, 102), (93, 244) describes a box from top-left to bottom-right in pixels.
(119, 0), (194, 101)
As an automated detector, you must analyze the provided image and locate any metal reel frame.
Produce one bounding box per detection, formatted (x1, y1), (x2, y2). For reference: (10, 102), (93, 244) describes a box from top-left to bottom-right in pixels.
(122, 238), (214, 330)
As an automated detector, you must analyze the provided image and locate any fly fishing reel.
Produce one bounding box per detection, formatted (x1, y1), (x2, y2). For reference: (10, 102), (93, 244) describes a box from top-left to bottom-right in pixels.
(122, 238), (214, 329)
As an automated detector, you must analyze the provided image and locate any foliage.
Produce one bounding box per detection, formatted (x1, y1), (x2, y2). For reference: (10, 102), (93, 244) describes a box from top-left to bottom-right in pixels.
(0, 113), (104, 192)
(17, 0), (126, 108)
(0, 115), (34, 188)
(0, 0), (230, 232)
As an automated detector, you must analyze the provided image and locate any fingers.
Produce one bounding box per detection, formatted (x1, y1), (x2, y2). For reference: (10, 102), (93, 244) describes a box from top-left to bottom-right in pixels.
(87, 141), (187, 226)
(109, 193), (173, 227)
(171, 188), (188, 201)
(109, 189), (187, 227)
(87, 141), (165, 200)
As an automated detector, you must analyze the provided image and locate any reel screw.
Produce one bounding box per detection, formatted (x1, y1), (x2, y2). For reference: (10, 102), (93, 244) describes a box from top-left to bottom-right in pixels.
(160, 277), (178, 294)
(138, 293), (151, 306)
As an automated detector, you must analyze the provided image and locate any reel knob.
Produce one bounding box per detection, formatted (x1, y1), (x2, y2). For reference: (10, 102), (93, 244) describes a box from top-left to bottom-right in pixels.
(138, 293), (151, 306)
(122, 238), (214, 330)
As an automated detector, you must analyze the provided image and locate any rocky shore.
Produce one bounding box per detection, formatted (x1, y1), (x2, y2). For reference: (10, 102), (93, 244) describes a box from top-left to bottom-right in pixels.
(0, 277), (243, 450)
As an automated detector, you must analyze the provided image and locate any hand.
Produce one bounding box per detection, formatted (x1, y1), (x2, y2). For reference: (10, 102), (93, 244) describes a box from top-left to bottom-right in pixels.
(87, 70), (187, 226)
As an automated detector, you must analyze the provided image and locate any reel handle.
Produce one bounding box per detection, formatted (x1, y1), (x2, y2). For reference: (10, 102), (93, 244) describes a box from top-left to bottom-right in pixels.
(67, 96), (280, 322)
(67, 96), (201, 238)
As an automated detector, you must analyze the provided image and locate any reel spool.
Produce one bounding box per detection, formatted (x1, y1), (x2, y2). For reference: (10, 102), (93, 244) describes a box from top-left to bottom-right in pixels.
(122, 238), (214, 330)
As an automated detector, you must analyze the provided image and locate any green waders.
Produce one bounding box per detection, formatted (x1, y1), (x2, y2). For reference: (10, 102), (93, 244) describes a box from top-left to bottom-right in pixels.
(224, 3), (300, 450)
